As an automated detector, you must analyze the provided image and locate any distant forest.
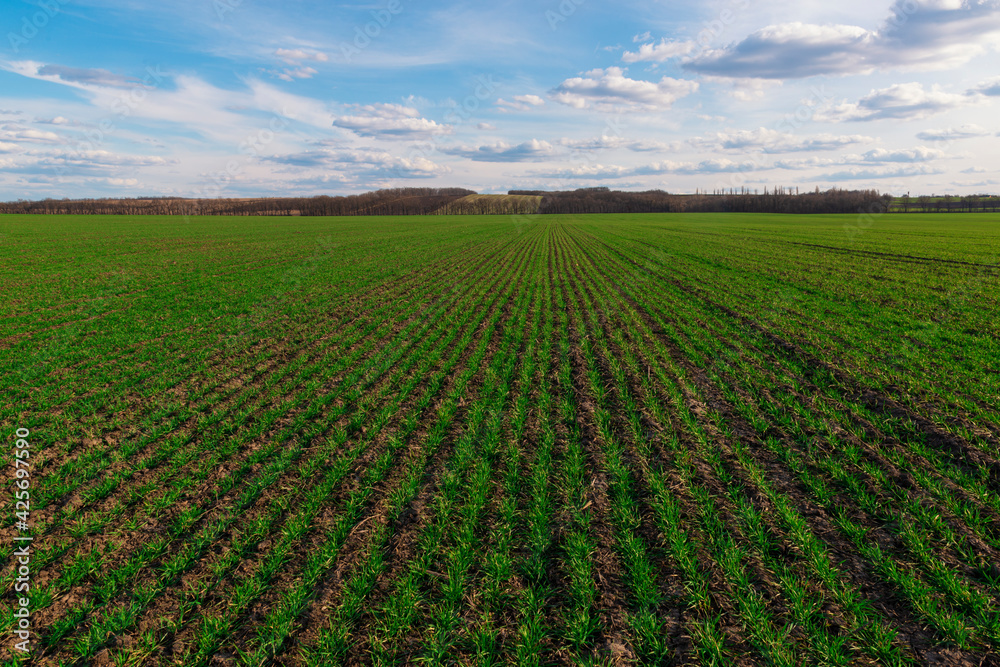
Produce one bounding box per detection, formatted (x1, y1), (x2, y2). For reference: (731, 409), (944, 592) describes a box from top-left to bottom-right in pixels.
(0, 188), (476, 216)
(2, 186), (995, 216)
(520, 187), (894, 215)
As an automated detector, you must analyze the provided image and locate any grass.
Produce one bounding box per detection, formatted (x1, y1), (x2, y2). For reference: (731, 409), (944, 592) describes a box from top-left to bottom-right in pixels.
(1, 212), (998, 665)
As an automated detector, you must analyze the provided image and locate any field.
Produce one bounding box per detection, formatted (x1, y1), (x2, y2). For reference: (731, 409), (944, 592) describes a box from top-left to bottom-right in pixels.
(1, 212), (999, 666)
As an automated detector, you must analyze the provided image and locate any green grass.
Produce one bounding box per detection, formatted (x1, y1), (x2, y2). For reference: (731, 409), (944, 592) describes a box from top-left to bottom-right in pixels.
(1, 212), (998, 666)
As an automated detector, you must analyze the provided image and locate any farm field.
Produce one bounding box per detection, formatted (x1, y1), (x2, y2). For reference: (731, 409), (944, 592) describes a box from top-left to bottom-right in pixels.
(1, 211), (999, 665)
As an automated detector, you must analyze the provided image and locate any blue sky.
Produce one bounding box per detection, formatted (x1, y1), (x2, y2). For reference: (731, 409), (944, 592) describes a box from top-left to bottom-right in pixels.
(1, 0), (998, 199)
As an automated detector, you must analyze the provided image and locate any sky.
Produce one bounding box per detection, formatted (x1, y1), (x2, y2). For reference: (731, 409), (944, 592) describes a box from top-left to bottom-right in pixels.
(0, 0), (998, 200)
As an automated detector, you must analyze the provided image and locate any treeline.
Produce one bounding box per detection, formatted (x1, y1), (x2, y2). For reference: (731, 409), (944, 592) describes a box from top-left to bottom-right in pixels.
(7, 186), (996, 216)
(0, 188), (476, 216)
(436, 195), (542, 215)
(514, 187), (894, 215)
(896, 194), (1000, 213)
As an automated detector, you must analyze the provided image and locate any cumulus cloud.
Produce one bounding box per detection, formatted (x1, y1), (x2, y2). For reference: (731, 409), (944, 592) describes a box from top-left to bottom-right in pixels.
(530, 158), (762, 180)
(550, 67), (698, 111)
(496, 95), (546, 112)
(816, 83), (972, 122)
(859, 146), (944, 162)
(689, 127), (874, 153)
(622, 39), (696, 63)
(333, 103), (451, 139)
(723, 78), (784, 101)
(819, 165), (944, 180)
(477, 122), (496, 130)
(558, 136), (677, 152)
(677, 0), (1000, 79)
(773, 147), (947, 170)
(441, 139), (556, 162)
(0, 126), (62, 144)
(972, 76), (1000, 96)
(267, 146), (447, 178)
(4, 149), (172, 179)
(916, 124), (990, 141)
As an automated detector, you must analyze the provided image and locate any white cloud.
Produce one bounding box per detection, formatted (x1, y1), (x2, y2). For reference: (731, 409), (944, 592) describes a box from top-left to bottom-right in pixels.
(246, 80), (334, 129)
(550, 67), (698, 111)
(274, 48), (329, 64)
(916, 124), (990, 141)
(333, 103), (451, 139)
(772, 147), (947, 170)
(819, 165), (944, 180)
(690, 127), (874, 153)
(860, 146), (944, 162)
(0, 126), (62, 144)
(682, 0), (1000, 79)
(530, 157), (763, 180)
(35, 64), (136, 88)
(103, 177), (141, 187)
(622, 39), (696, 63)
(267, 146), (448, 178)
(816, 83), (972, 122)
(61, 150), (169, 167)
(723, 78), (784, 101)
(3, 149), (173, 181)
(972, 76), (1000, 96)
(441, 139), (556, 162)
(276, 67), (318, 82)
(477, 122), (496, 130)
(496, 94), (546, 112)
(557, 136), (678, 152)
(271, 48), (327, 80)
